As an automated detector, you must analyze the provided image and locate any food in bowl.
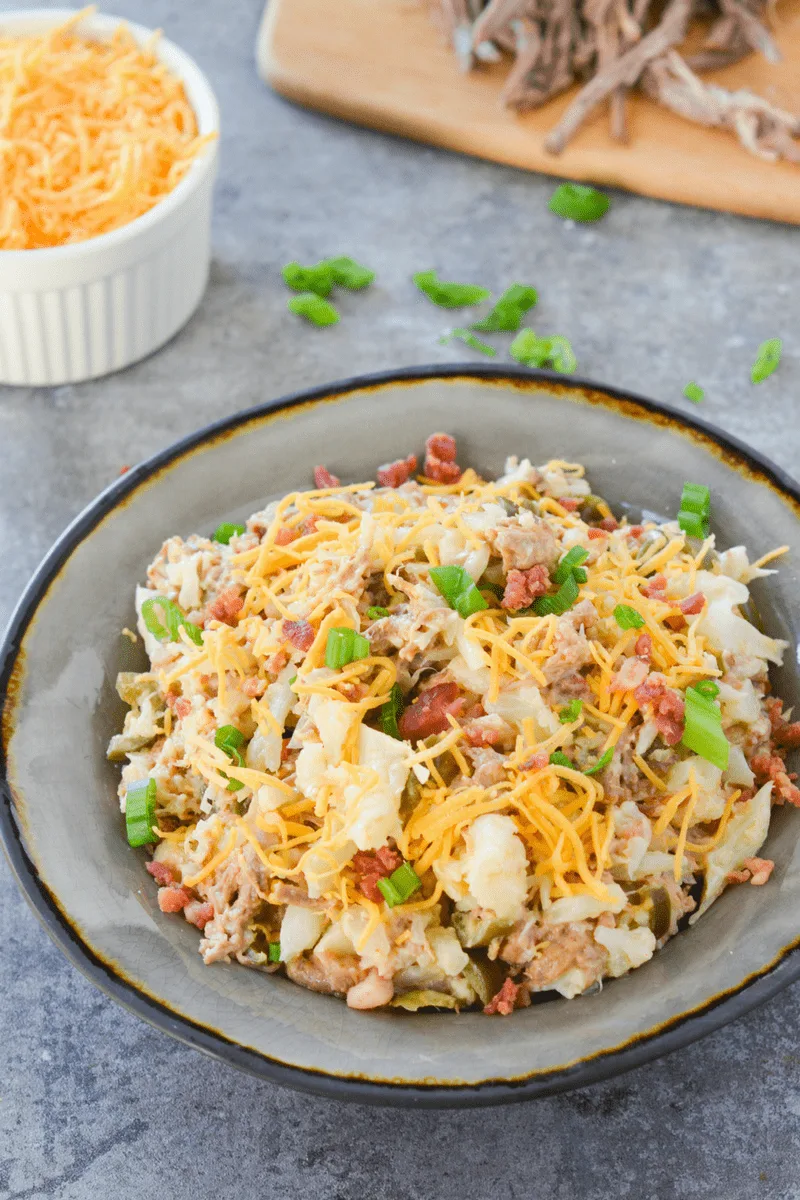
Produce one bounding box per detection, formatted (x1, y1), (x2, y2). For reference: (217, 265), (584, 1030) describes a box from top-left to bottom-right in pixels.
(109, 432), (797, 1015)
(0, 9), (214, 249)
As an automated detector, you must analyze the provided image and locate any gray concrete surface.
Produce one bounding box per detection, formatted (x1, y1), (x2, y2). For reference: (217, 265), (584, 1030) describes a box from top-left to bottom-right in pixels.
(1, 1), (798, 1196)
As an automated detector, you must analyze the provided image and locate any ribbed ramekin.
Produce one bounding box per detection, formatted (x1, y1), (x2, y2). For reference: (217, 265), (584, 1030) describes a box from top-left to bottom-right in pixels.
(0, 9), (220, 387)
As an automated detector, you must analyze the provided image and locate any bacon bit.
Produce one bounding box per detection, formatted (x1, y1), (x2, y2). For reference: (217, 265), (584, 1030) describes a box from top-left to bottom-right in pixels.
(119, 464), (130, 475)
(281, 740), (293, 763)
(751, 753), (800, 807)
(242, 676), (266, 699)
(376, 453), (417, 488)
(266, 649), (290, 676)
(275, 525), (296, 546)
(727, 857), (774, 887)
(766, 698), (800, 749)
(184, 900), (214, 929)
(664, 613), (687, 632)
(587, 528), (607, 540)
(301, 515), (319, 536)
(726, 868), (751, 884)
(157, 885), (193, 914)
(352, 846), (403, 902)
(521, 752), (549, 772)
(501, 564), (550, 611)
(599, 516), (619, 532)
(484, 977), (519, 1016)
(634, 633), (653, 660)
(641, 574), (667, 599)
(610, 656), (650, 693)
(634, 675), (685, 746)
(559, 496), (580, 511)
(206, 587), (244, 626)
(398, 681), (464, 740)
(679, 592), (705, 615)
(283, 619), (315, 653)
(340, 682), (369, 701)
(424, 432), (462, 484)
(313, 465), (340, 489)
(165, 691), (191, 719)
(628, 524), (644, 538)
(465, 724), (501, 748)
(146, 860), (176, 886)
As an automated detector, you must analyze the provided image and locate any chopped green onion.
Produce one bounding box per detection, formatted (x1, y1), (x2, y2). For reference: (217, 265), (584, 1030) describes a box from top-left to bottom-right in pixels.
(471, 284), (538, 333)
(325, 627), (370, 669)
(440, 327), (497, 357)
(678, 481), (710, 539)
(584, 747), (613, 776)
(694, 679), (720, 700)
(287, 292), (339, 326)
(510, 329), (577, 374)
(381, 683), (404, 740)
(413, 269), (491, 308)
(683, 382), (704, 404)
(553, 546), (589, 586)
(548, 183), (610, 222)
(215, 724), (245, 757)
(550, 751), (575, 769)
(531, 572), (580, 616)
(125, 778), (157, 847)
(613, 604), (645, 630)
(225, 776), (245, 793)
(141, 596), (203, 646)
(366, 606), (390, 620)
(682, 684), (729, 770)
(377, 861), (422, 907)
(288, 674), (297, 685)
(282, 260), (334, 297)
(212, 522), (245, 544)
(559, 699), (583, 724)
(325, 256), (375, 290)
(429, 564), (489, 619)
(751, 338), (782, 384)
(268, 941), (281, 963)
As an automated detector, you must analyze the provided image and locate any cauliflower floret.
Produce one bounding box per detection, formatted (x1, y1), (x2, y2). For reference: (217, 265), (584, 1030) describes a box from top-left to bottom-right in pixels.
(436, 815), (529, 922)
(667, 757), (726, 821)
(694, 571), (788, 665)
(692, 782), (773, 920)
(279, 906), (328, 962)
(594, 926), (657, 977)
(544, 885), (627, 924)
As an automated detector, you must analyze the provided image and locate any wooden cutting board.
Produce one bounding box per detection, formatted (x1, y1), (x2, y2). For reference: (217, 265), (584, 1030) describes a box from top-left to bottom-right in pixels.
(258, 0), (800, 225)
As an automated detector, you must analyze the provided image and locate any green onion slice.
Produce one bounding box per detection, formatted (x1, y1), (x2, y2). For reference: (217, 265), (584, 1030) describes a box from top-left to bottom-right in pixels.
(678, 481), (710, 539)
(212, 522), (245, 544)
(381, 683), (404, 740)
(510, 329), (577, 374)
(287, 292), (339, 326)
(683, 382), (704, 404)
(531, 572), (580, 616)
(282, 260), (334, 297)
(125, 777), (157, 847)
(751, 338), (782, 384)
(441, 328), (497, 357)
(268, 941), (281, 963)
(559, 699), (583, 724)
(325, 256), (375, 290)
(366, 606), (390, 620)
(413, 269), (491, 309)
(550, 751), (575, 769)
(471, 284), (538, 333)
(429, 564), (489, 619)
(613, 604), (645, 630)
(681, 685), (730, 770)
(377, 861), (422, 907)
(584, 747), (614, 776)
(693, 679), (720, 700)
(553, 546), (589, 586)
(325, 627), (370, 670)
(548, 183), (610, 222)
(141, 596), (203, 646)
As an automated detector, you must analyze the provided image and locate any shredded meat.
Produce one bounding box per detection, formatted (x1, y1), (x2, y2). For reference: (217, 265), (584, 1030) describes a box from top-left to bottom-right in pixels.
(542, 603), (597, 683)
(484, 977), (520, 1016)
(184, 900), (214, 929)
(377, 454), (417, 488)
(242, 676), (266, 698)
(270, 881), (330, 911)
(599, 516), (619, 532)
(635, 632), (653, 660)
(727, 856), (774, 886)
(751, 752), (800, 806)
(206, 587), (243, 625)
(610, 655), (650, 693)
(767, 698), (800, 749)
(158, 885), (193, 913)
(502, 564), (550, 610)
(490, 516), (560, 573)
(466, 746), (507, 787)
(398, 681), (464, 740)
(313, 465), (340, 489)
(424, 432), (462, 483)
(287, 951), (367, 997)
(165, 691), (191, 719)
(283, 619), (315, 652)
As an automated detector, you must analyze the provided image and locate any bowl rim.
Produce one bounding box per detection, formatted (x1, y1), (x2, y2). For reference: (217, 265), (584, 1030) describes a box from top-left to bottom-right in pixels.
(2, 362), (800, 1108)
(0, 7), (220, 261)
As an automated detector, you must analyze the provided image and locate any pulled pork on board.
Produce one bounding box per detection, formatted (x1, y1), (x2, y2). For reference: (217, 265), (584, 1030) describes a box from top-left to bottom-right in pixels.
(109, 433), (794, 1015)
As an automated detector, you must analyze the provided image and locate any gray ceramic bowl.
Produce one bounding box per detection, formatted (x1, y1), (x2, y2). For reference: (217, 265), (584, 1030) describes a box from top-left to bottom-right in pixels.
(2, 366), (800, 1107)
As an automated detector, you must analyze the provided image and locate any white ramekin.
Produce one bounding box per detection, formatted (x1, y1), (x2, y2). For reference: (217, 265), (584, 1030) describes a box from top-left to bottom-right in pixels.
(0, 9), (220, 386)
